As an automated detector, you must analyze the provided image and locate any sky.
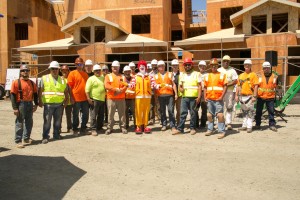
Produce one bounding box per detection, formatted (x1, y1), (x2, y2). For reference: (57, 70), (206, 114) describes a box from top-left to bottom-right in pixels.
(192, 0), (207, 10)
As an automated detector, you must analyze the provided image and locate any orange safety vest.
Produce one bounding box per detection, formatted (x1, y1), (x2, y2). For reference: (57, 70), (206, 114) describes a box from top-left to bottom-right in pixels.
(135, 74), (152, 99)
(258, 73), (277, 99)
(105, 73), (126, 99)
(204, 72), (227, 100)
(125, 76), (135, 99)
(154, 72), (174, 96)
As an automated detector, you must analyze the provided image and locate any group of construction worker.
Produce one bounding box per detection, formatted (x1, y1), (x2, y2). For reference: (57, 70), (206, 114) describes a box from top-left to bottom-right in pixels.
(11, 55), (278, 148)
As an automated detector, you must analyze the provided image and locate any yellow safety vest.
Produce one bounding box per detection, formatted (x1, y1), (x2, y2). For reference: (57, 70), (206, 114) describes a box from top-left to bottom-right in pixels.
(42, 74), (66, 103)
(180, 71), (200, 97)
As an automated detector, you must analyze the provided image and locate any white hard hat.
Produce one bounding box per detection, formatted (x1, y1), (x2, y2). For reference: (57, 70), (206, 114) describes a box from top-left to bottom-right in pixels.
(129, 62), (135, 67)
(112, 60), (120, 67)
(102, 65), (108, 70)
(171, 59), (179, 65)
(85, 59), (93, 65)
(93, 64), (101, 71)
(157, 60), (165, 66)
(198, 60), (207, 66)
(151, 59), (158, 65)
(147, 63), (152, 69)
(49, 61), (60, 69)
(244, 59), (252, 65)
(123, 65), (131, 72)
(262, 61), (271, 68)
(223, 55), (231, 61)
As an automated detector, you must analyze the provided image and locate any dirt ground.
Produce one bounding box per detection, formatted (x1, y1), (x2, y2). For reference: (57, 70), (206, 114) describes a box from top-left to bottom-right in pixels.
(0, 99), (300, 200)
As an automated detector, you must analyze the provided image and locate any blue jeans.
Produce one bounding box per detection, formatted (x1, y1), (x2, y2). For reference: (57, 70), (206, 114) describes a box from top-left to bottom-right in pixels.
(158, 95), (175, 128)
(73, 101), (89, 130)
(15, 101), (33, 143)
(43, 103), (63, 139)
(177, 97), (197, 132)
(255, 98), (276, 127)
(207, 100), (225, 133)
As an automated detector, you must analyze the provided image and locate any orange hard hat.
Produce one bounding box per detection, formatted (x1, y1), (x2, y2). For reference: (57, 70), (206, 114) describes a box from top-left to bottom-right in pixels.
(210, 58), (219, 65)
(183, 58), (193, 65)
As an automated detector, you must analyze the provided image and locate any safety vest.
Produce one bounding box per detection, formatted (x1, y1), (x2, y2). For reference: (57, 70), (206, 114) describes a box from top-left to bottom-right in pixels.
(154, 72), (174, 96)
(125, 76), (135, 99)
(106, 73), (126, 99)
(135, 74), (152, 99)
(180, 71), (200, 97)
(42, 74), (66, 103)
(258, 73), (277, 99)
(204, 72), (226, 100)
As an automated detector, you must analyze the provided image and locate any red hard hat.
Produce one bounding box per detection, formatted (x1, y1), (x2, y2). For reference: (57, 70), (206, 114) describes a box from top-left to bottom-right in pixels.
(138, 60), (147, 69)
(61, 65), (69, 70)
(183, 58), (193, 65)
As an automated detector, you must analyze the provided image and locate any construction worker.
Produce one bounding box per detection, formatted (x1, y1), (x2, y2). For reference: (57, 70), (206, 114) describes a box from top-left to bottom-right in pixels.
(235, 59), (259, 133)
(148, 59), (160, 125)
(68, 57), (89, 135)
(102, 65), (109, 124)
(10, 64), (38, 148)
(172, 58), (201, 135)
(171, 59), (182, 126)
(123, 65), (136, 129)
(131, 60), (154, 134)
(154, 60), (177, 131)
(104, 60), (128, 134)
(85, 64), (106, 136)
(254, 61), (278, 132)
(60, 65), (74, 133)
(39, 61), (69, 144)
(85, 59), (94, 77)
(129, 62), (136, 76)
(204, 58), (227, 139)
(218, 55), (238, 130)
(195, 60), (208, 128)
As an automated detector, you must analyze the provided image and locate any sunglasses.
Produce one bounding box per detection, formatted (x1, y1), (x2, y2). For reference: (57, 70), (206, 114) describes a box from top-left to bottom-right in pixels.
(20, 69), (30, 72)
(184, 64), (192, 66)
(76, 63), (84, 67)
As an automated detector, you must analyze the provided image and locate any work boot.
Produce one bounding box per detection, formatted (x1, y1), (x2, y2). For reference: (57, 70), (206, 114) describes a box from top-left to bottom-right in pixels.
(205, 130), (213, 136)
(238, 127), (247, 132)
(217, 133), (226, 139)
(161, 126), (167, 131)
(23, 138), (34, 145)
(270, 126), (277, 132)
(73, 129), (79, 136)
(105, 130), (111, 135)
(253, 125), (261, 130)
(247, 128), (252, 133)
(42, 139), (48, 144)
(91, 130), (98, 136)
(190, 129), (197, 135)
(122, 128), (128, 134)
(16, 143), (25, 149)
(227, 124), (233, 130)
(172, 129), (183, 135)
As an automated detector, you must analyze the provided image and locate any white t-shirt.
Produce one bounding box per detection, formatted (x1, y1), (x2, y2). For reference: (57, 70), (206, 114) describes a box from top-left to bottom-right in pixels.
(218, 66), (238, 91)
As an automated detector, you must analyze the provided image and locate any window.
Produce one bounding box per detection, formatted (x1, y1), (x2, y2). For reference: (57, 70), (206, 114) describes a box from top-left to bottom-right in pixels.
(95, 26), (105, 42)
(171, 30), (182, 46)
(272, 13), (288, 33)
(221, 7), (242, 29)
(251, 15), (267, 34)
(132, 15), (150, 34)
(172, 0), (182, 14)
(80, 27), (91, 43)
(15, 23), (28, 40)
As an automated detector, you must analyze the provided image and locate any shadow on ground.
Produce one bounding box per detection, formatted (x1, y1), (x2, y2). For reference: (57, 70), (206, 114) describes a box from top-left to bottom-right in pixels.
(0, 155), (86, 200)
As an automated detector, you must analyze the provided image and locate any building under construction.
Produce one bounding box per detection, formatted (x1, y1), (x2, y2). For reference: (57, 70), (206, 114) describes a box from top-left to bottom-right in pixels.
(0, 0), (300, 90)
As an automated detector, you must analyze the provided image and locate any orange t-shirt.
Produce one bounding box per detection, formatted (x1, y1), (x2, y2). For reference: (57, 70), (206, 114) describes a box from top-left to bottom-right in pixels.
(10, 79), (37, 102)
(67, 70), (89, 102)
(237, 72), (259, 95)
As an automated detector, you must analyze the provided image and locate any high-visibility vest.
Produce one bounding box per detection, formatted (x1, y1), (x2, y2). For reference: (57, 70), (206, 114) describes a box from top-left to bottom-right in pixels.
(125, 76), (135, 99)
(258, 73), (277, 99)
(180, 71), (200, 97)
(42, 74), (66, 103)
(154, 72), (174, 96)
(204, 72), (226, 100)
(135, 74), (152, 99)
(106, 73), (126, 99)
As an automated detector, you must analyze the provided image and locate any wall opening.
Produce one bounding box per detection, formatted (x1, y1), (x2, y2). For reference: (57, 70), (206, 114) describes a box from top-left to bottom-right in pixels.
(15, 23), (28, 40)
(80, 27), (91, 43)
(171, 30), (182, 46)
(221, 6), (243, 29)
(272, 13), (288, 33)
(251, 15), (267, 34)
(95, 26), (105, 42)
(132, 15), (150, 34)
(172, 0), (182, 14)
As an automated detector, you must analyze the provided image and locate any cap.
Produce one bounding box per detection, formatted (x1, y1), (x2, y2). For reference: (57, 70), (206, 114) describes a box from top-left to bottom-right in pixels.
(222, 55), (231, 61)
(102, 65), (109, 70)
(138, 60), (147, 69)
(262, 61), (271, 68)
(147, 63), (152, 69)
(123, 65), (131, 72)
(49, 61), (60, 69)
(112, 60), (120, 67)
(93, 64), (101, 71)
(198, 60), (207, 66)
(85, 59), (93, 65)
(244, 59), (252, 65)
(157, 60), (165, 66)
(151, 59), (158, 65)
(129, 62), (135, 67)
(171, 59), (179, 65)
